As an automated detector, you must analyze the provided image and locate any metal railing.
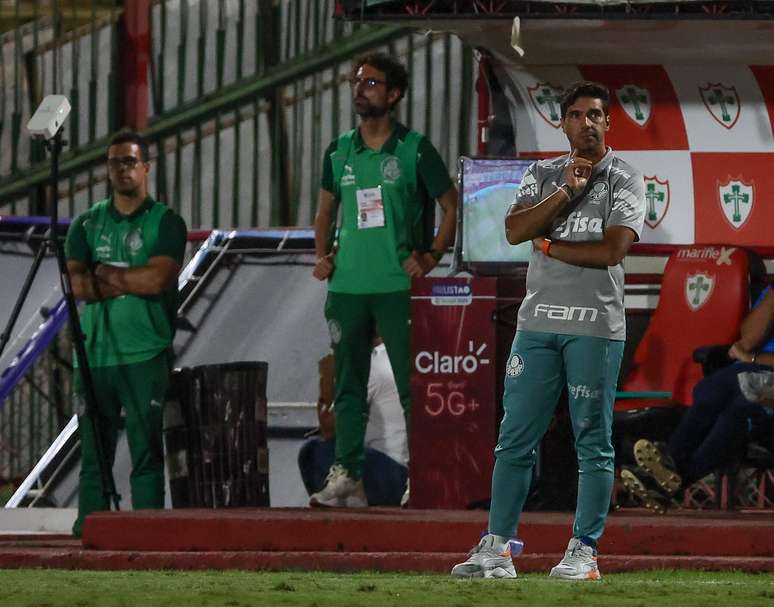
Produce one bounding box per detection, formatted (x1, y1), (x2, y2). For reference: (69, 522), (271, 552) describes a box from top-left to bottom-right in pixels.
(0, 0), (477, 228)
(0, 0), (121, 214)
(0, 328), (73, 484)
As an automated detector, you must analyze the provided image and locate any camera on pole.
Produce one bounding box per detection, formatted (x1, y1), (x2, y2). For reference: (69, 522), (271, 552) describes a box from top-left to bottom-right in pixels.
(27, 95), (72, 140)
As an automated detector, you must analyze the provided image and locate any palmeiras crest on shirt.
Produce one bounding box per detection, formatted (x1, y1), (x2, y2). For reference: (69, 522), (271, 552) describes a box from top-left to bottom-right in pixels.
(616, 84), (651, 128)
(717, 177), (754, 230)
(587, 181), (609, 205)
(685, 272), (715, 312)
(125, 228), (144, 253)
(699, 83), (741, 130)
(381, 156), (401, 184)
(643, 175), (670, 230)
(527, 82), (563, 129)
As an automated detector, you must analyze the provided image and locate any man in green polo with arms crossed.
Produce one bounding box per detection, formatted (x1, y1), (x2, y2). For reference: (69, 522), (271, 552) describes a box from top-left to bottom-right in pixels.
(311, 52), (457, 507)
(65, 130), (187, 536)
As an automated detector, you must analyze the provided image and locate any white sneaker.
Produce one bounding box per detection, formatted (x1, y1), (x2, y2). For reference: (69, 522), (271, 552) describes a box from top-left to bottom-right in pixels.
(309, 464), (368, 508)
(400, 479), (409, 508)
(450, 534), (517, 578)
(549, 538), (601, 580)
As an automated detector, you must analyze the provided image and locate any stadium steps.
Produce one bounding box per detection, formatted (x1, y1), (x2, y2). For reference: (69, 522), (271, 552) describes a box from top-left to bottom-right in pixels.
(1, 509), (773, 572)
(80, 508), (774, 557)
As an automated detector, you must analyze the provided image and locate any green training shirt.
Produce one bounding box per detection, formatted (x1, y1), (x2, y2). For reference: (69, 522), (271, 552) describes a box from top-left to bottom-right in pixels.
(65, 197), (187, 367)
(321, 122), (452, 294)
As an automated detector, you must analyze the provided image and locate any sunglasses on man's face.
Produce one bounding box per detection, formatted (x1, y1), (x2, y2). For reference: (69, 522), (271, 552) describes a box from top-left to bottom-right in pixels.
(349, 76), (386, 90)
(107, 156), (142, 171)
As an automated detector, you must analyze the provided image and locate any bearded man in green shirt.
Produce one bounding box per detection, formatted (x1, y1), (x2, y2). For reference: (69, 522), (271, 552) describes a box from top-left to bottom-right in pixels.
(65, 130), (187, 536)
(311, 52), (458, 507)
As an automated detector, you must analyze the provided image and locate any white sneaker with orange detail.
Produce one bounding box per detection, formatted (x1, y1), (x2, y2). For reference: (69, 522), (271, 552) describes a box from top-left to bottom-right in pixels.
(549, 538), (601, 580)
(450, 534), (517, 579)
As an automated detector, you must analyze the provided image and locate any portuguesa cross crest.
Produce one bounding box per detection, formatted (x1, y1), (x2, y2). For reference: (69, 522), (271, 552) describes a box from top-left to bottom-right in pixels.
(643, 176), (670, 230)
(616, 84), (651, 127)
(718, 178), (753, 230)
(528, 82), (563, 128)
(685, 272), (715, 311)
(699, 83), (740, 130)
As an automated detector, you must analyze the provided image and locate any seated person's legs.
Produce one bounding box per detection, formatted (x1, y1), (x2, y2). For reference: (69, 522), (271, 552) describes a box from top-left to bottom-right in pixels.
(299, 438), (407, 506)
(362, 448), (408, 506)
(685, 396), (772, 483)
(626, 363), (770, 512)
(667, 364), (751, 474)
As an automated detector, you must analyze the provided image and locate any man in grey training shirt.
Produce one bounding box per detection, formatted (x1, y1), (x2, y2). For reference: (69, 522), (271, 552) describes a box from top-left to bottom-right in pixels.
(452, 81), (645, 580)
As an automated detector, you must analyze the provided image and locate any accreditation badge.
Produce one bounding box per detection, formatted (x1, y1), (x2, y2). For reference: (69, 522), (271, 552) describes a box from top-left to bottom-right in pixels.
(356, 186), (385, 229)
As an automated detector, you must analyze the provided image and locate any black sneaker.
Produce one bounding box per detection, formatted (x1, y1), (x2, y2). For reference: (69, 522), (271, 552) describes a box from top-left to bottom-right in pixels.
(633, 438), (683, 496)
(620, 466), (671, 514)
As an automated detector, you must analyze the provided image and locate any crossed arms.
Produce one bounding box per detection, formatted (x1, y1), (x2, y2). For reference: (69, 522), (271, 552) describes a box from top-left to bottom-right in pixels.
(67, 257), (180, 303)
(505, 154), (639, 269)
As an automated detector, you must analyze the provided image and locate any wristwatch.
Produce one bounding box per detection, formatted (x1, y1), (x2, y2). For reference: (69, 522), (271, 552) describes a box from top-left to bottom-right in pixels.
(558, 183), (575, 200)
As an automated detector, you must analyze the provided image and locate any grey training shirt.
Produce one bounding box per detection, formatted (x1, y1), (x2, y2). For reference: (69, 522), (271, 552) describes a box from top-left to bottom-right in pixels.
(515, 148), (645, 341)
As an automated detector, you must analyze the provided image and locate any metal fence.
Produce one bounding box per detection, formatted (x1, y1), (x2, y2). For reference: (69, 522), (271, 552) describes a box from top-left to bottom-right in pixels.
(0, 1), (120, 215)
(0, 0), (478, 227)
(0, 329), (73, 483)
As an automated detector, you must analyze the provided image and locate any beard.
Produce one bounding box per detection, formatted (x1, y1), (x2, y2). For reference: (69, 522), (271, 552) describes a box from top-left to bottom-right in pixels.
(112, 181), (140, 196)
(354, 97), (390, 118)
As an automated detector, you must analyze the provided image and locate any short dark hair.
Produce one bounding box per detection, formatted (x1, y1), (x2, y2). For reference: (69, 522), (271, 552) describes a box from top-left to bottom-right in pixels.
(108, 129), (150, 162)
(560, 81), (610, 119)
(351, 52), (409, 106)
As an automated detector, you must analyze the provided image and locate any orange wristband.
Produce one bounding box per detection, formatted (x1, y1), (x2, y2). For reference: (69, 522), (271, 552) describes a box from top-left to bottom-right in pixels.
(541, 238), (552, 257)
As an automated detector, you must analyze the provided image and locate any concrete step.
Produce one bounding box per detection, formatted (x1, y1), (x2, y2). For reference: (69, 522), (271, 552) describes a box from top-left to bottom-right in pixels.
(81, 507), (774, 557)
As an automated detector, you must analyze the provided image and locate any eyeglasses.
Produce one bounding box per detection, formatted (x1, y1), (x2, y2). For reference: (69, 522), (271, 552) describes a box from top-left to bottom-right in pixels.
(565, 109), (606, 124)
(349, 76), (386, 89)
(107, 156), (141, 171)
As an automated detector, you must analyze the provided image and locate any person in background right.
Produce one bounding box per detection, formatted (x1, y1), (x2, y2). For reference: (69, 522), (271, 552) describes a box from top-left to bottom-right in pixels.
(622, 284), (774, 512)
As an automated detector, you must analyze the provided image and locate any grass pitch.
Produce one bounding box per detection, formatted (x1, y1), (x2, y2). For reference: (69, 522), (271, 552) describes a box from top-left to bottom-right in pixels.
(2, 569), (773, 606)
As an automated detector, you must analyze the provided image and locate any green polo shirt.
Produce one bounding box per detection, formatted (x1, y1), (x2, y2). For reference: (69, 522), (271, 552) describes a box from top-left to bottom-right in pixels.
(64, 197), (187, 367)
(321, 122), (452, 294)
